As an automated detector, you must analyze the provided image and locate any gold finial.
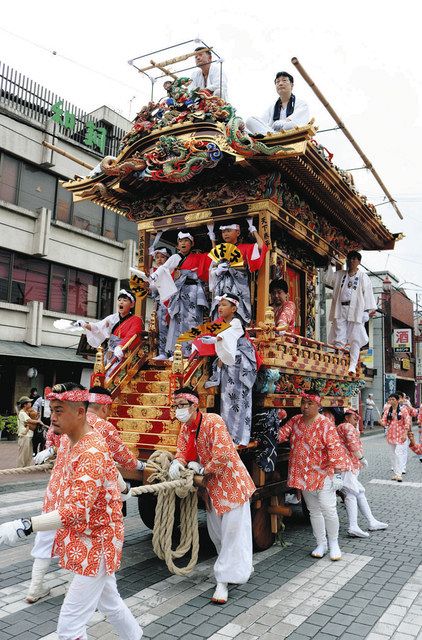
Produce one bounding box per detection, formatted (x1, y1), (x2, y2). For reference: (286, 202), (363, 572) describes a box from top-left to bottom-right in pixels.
(94, 346), (105, 374)
(172, 343), (184, 374)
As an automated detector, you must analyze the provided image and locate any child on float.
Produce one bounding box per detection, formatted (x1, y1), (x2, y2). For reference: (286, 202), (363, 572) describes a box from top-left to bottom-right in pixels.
(200, 293), (257, 446)
(270, 277), (296, 332)
(209, 219), (267, 325)
(149, 246), (173, 361)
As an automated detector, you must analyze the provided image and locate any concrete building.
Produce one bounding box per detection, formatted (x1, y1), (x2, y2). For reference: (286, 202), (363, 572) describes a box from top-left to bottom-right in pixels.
(0, 61), (136, 413)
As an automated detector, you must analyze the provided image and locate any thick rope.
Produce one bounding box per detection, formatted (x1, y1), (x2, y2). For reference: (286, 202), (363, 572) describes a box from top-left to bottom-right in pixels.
(129, 450), (199, 576)
(0, 462), (53, 476)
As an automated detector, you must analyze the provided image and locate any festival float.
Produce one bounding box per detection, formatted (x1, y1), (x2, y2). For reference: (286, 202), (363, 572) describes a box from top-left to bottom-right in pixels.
(62, 45), (399, 551)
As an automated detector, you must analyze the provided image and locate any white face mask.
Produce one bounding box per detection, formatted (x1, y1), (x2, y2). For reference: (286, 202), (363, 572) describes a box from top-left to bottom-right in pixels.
(175, 407), (191, 423)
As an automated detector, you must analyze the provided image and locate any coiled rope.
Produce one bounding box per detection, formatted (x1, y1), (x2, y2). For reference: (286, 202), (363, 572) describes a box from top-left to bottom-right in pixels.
(129, 450), (199, 576)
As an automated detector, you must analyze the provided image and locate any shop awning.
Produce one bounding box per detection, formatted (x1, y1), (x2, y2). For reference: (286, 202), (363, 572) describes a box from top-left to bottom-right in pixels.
(0, 340), (93, 365)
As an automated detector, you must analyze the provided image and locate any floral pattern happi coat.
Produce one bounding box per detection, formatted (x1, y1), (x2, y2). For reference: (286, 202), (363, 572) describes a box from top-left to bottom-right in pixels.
(175, 412), (255, 515)
(381, 406), (411, 445)
(336, 422), (363, 472)
(86, 412), (138, 470)
(278, 414), (350, 491)
(51, 432), (124, 576)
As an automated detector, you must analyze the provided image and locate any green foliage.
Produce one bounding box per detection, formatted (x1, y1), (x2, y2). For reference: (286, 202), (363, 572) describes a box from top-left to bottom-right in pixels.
(0, 415), (18, 435)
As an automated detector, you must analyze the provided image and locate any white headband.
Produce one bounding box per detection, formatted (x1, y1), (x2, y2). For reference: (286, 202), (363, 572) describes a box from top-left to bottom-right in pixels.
(178, 232), (194, 242)
(220, 224), (240, 231)
(118, 289), (135, 303)
(215, 294), (240, 307)
(153, 247), (170, 257)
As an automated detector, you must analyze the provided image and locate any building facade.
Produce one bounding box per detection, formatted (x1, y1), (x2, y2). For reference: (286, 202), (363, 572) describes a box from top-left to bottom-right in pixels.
(0, 62), (137, 413)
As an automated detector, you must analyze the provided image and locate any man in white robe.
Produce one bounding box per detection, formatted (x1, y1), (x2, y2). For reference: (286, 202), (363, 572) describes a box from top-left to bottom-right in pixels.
(324, 251), (377, 374)
(246, 71), (310, 135)
(190, 47), (228, 101)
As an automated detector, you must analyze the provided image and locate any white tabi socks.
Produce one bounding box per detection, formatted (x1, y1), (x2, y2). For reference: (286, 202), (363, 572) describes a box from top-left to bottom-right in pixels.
(26, 558), (51, 603)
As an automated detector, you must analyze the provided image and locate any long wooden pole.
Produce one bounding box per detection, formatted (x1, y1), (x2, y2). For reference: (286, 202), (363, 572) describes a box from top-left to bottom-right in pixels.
(291, 57), (403, 220)
(41, 141), (94, 170)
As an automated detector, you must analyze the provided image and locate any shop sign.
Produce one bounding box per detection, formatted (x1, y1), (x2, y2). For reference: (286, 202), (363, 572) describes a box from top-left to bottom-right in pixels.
(50, 101), (107, 154)
(393, 328), (412, 353)
(384, 373), (397, 398)
(401, 358), (411, 371)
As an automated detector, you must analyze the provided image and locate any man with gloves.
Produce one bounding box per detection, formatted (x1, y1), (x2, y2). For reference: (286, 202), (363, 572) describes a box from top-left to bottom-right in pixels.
(278, 392), (350, 561)
(324, 250), (377, 375)
(0, 382), (142, 640)
(169, 386), (255, 604)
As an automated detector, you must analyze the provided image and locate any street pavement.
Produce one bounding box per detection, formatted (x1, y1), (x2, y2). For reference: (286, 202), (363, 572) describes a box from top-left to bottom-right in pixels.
(1, 431), (422, 640)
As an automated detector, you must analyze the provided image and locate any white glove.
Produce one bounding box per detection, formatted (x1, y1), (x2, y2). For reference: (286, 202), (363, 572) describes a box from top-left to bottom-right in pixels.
(148, 231), (163, 256)
(0, 519), (32, 545)
(200, 336), (217, 344)
(207, 223), (216, 242)
(169, 459), (185, 480)
(73, 320), (86, 328)
(331, 473), (343, 491)
(246, 217), (257, 234)
(362, 312), (369, 323)
(121, 481), (131, 502)
(359, 457), (369, 468)
(34, 447), (54, 465)
(272, 120), (284, 132)
(114, 345), (124, 360)
(136, 460), (146, 471)
(187, 461), (205, 475)
(130, 267), (149, 283)
(215, 262), (229, 276)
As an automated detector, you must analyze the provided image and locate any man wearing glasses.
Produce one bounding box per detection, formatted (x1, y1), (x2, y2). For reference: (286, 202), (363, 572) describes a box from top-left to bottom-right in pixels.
(169, 386), (255, 605)
(324, 250), (377, 375)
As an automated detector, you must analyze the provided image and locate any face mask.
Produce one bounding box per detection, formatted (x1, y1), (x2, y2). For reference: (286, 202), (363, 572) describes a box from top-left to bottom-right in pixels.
(175, 407), (191, 423)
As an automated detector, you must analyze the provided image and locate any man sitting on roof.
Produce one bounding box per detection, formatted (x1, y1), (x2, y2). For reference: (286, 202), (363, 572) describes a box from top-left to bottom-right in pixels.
(246, 71), (310, 136)
(190, 46), (228, 101)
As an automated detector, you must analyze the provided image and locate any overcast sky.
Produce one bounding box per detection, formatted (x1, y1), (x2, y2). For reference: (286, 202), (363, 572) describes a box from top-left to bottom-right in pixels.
(1, 0), (421, 301)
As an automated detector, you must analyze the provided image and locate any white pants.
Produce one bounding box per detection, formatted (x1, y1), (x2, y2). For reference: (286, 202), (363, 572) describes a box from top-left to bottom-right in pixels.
(206, 501), (253, 584)
(302, 476), (339, 544)
(396, 439), (409, 472)
(31, 529), (56, 559)
(245, 116), (276, 136)
(389, 443), (405, 475)
(329, 307), (368, 369)
(57, 559), (142, 640)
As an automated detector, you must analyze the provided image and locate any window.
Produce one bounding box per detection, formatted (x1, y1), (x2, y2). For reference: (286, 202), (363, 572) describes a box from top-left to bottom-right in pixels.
(18, 163), (56, 212)
(11, 255), (49, 306)
(55, 184), (73, 224)
(0, 249), (11, 301)
(49, 264), (67, 313)
(117, 215), (137, 243)
(0, 154), (19, 204)
(0, 249), (114, 318)
(72, 200), (103, 235)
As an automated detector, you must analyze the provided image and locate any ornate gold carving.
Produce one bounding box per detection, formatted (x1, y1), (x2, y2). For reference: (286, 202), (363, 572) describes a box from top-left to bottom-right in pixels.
(172, 343), (184, 374)
(137, 221), (154, 231)
(94, 347), (105, 375)
(137, 393), (169, 406)
(184, 210), (212, 223)
(166, 217), (173, 225)
(127, 406), (162, 419)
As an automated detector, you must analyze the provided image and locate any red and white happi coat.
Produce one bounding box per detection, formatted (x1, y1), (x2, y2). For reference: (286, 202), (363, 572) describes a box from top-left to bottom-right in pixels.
(336, 422), (363, 473)
(51, 431), (124, 576)
(278, 414), (351, 491)
(273, 300), (296, 332)
(86, 412), (137, 471)
(381, 406), (411, 445)
(175, 412), (255, 515)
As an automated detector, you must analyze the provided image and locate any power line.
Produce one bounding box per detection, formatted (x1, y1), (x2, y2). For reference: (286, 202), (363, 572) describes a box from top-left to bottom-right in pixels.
(0, 26), (142, 94)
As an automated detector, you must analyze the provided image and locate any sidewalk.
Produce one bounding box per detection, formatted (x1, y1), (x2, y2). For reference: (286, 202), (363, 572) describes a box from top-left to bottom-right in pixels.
(0, 439), (50, 485)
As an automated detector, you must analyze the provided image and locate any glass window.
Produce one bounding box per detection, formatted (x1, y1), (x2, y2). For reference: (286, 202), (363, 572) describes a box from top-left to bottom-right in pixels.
(0, 154), (19, 204)
(98, 277), (114, 317)
(67, 269), (98, 317)
(18, 163), (56, 212)
(72, 200), (103, 235)
(55, 184), (73, 223)
(0, 249), (11, 301)
(11, 255), (48, 306)
(117, 215), (137, 243)
(49, 264), (67, 313)
(103, 210), (117, 240)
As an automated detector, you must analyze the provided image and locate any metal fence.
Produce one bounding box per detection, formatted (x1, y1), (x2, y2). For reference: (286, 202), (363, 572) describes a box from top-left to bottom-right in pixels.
(0, 61), (126, 157)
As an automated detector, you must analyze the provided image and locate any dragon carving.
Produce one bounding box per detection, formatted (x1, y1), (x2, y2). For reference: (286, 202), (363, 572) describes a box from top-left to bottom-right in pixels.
(226, 116), (296, 157)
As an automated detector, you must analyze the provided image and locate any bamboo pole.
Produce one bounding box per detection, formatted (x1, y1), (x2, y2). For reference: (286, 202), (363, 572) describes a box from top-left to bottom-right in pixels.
(41, 141), (94, 170)
(149, 60), (178, 80)
(291, 57), (403, 220)
(138, 48), (212, 73)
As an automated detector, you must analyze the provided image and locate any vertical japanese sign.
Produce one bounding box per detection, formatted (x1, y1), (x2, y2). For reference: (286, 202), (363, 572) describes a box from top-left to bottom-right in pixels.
(392, 328), (412, 353)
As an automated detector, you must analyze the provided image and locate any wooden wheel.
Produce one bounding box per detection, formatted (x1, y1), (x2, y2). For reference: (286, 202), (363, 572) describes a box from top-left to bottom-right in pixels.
(252, 500), (276, 551)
